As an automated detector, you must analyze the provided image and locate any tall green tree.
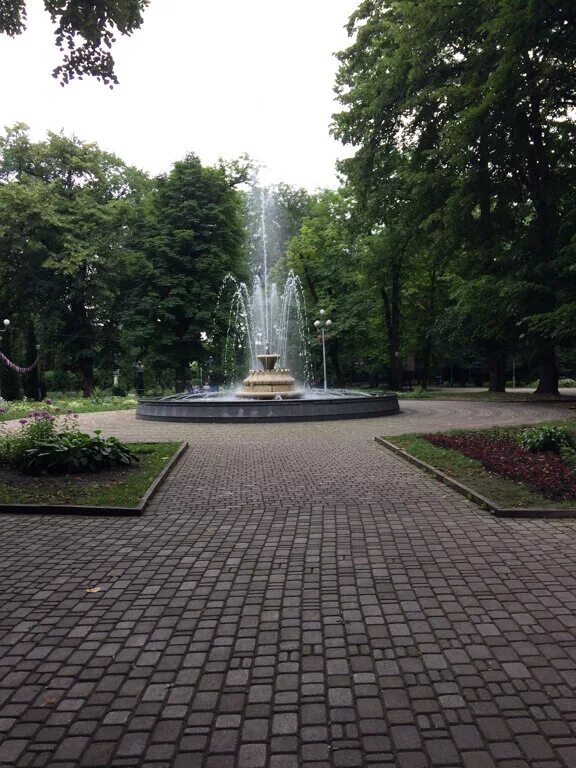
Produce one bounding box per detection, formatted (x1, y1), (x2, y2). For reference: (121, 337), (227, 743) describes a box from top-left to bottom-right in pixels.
(124, 154), (247, 391)
(0, 124), (149, 395)
(333, 0), (576, 394)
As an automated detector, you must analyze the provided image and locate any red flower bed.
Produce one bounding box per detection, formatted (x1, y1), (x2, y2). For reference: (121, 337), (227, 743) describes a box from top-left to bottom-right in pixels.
(424, 433), (576, 500)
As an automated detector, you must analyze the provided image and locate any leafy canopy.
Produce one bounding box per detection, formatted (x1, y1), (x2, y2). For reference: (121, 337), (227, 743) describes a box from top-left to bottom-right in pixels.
(0, 0), (149, 85)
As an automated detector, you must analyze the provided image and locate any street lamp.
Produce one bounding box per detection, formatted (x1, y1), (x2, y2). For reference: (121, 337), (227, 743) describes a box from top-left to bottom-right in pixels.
(314, 309), (332, 390)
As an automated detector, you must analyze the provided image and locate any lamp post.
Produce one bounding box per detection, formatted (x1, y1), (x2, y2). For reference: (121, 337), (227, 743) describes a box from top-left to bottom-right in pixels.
(314, 309), (332, 391)
(0, 319), (10, 399)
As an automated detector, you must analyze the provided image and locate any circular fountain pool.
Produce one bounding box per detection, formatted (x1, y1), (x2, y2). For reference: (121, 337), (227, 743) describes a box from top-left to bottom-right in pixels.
(136, 389), (400, 423)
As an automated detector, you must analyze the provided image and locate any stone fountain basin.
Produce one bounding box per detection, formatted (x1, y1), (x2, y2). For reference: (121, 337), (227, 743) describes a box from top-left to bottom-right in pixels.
(136, 391), (400, 423)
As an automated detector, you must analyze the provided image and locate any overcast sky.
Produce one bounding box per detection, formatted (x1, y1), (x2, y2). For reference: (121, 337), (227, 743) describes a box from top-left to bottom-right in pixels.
(1, 0), (358, 189)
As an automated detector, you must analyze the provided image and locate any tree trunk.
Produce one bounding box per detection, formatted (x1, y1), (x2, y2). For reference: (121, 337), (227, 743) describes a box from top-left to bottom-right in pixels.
(535, 346), (559, 395)
(328, 337), (345, 388)
(79, 355), (95, 397)
(381, 268), (402, 390)
(23, 325), (41, 400)
(302, 265), (319, 304)
(419, 267), (438, 389)
(175, 365), (187, 393)
(488, 350), (506, 393)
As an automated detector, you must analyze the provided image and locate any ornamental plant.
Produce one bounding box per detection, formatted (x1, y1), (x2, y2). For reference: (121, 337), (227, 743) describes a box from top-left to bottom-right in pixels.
(0, 408), (59, 466)
(518, 425), (575, 454)
(24, 430), (138, 475)
(0, 401), (138, 475)
(425, 431), (576, 500)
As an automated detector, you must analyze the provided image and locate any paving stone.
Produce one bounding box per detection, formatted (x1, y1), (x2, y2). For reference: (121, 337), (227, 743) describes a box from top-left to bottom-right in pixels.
(0, 400), (575, 766)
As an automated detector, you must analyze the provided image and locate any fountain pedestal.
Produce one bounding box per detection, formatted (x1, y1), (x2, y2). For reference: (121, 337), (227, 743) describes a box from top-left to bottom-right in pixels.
(238, 354), (303, 400)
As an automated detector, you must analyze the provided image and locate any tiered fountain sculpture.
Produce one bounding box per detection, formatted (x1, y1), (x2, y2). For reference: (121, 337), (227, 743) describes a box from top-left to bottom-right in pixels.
(239, 354), (303, 399)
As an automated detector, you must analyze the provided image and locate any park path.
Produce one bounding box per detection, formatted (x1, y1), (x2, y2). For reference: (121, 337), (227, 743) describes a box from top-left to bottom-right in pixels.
(1, 400), (576, 767)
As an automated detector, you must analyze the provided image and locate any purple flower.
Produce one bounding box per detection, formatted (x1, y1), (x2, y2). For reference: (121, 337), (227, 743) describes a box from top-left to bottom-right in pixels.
(0, 408), (6, 414)
(19, 419), (27, 425)
(73, 414), (79, 418)
(45, 399), (52, 405)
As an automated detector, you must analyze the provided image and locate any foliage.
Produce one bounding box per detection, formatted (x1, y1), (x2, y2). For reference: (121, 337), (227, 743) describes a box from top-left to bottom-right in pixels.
(0, 0), (149, 85)
(282, 188), (379, 386)
(0, 126), (253, 397)
(0, 124), (151, 397)
(0, 403), (138, 474)
(24, 430), (138, 474)
(390, 430), (576, 509)
(0, 409), (58, 465)
(518, 425), (575, 455)
(559, 378), (576, 388)
(333, 0), (576, 394)
(121, 153), (248, 391)
(425, 431), (576, 501)
(560, 445), (576, 476)
(0, 442), (180, 507)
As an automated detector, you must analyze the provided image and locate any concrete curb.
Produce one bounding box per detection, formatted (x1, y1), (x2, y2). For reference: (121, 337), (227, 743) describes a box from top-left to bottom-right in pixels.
(0, 441), (188, 516)
(375, 437), (576, 519)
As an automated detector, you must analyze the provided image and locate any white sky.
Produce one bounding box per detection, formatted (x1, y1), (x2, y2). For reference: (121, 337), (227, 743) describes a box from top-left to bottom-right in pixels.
(0, 0), (358, 190)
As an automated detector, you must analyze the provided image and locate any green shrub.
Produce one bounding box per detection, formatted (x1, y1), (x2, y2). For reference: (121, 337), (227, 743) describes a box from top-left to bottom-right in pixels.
(559, 378), (576, 388)
(0, 410), (57, 465)
(0, 404), (138, 475)
(24, 430), (139, 475)
(518, 425), (575, 454)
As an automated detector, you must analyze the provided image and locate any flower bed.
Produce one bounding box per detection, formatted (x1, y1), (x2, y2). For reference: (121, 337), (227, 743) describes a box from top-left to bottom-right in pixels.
(424, 431), (576, 500)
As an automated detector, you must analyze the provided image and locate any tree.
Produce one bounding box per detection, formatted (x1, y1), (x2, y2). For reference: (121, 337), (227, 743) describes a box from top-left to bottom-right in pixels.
(333, 0), (576, 394)
(0, 124), (149, 395)
(283, 188), (393, 387)
(123, 154), (247, 391)
(0, 0), (149, 85)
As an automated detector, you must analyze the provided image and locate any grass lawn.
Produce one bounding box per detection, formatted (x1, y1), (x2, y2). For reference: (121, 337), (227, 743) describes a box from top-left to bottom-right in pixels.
(0, 442), (181, 507)
(0, 395), (137, 422)
(387, 419), (576, 509)
(369, 387), (576, 403)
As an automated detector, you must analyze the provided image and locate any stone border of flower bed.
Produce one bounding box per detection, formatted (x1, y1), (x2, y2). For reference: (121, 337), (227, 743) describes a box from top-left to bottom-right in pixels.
(0, 441), (188, 516)
(375, 437), (576, 518)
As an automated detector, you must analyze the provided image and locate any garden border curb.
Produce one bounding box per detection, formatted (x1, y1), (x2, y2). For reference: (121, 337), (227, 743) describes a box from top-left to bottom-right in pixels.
(0, 441), (188, 517)
(375, 437), (576, 519)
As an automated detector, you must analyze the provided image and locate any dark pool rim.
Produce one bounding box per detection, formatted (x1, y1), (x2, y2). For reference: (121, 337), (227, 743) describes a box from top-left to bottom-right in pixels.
(136, 393), (400, 423)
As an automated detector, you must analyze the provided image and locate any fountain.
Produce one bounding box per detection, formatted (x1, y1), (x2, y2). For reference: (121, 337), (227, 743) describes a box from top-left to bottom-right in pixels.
(239, 355), (302, 399)
(136, 184), (399, 422)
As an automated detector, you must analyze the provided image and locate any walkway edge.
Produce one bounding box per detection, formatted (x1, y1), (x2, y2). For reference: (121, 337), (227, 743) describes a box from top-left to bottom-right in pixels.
(375, 437), (576, 518)
(0, 441), (189, 516)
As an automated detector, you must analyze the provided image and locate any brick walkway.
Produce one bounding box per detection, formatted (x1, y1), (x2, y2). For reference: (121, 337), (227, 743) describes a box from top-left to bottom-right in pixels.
(1, 400), (576, 767)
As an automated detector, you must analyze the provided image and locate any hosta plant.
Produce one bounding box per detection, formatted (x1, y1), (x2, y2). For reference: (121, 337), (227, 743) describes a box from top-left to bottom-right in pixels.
(24, 430), (139, 475)
(518, 425), (575, 454)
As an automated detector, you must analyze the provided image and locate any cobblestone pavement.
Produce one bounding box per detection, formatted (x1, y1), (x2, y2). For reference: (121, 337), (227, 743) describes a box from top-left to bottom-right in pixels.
(1, 400), (576, 768)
